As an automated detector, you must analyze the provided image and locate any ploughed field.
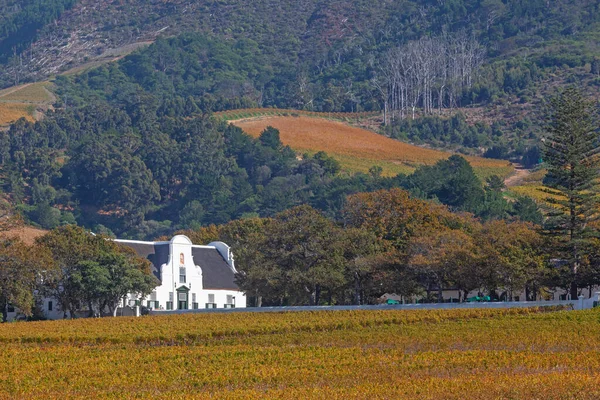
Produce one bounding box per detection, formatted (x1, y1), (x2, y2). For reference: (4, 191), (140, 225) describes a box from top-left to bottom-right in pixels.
(2, 307), (600, 399)
(233, 116), (513, 179)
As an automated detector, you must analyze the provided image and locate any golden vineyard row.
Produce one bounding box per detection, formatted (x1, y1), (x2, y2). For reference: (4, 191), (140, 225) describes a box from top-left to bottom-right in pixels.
(1, 307), (599, 399)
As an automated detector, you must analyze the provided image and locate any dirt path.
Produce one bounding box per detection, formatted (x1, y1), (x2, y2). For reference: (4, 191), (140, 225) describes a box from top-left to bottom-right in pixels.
(504, 164), (532, 187)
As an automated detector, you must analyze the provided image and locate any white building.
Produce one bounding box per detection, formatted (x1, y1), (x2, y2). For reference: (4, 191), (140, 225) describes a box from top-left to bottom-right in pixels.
(116, 235), (246, 311)
(11, 235), (246, 321)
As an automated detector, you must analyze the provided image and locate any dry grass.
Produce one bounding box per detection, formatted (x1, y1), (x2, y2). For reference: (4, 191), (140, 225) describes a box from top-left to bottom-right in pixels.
(0, 226), (48, 245)
(234, 116), (513, 178)
(0, 103), (35, 124)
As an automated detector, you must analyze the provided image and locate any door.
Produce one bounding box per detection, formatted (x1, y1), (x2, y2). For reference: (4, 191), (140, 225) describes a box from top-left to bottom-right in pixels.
(177, 287), (189, 310)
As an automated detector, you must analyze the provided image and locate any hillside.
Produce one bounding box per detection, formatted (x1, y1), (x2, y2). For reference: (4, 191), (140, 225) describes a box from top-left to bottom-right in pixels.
(3, 0), (600, 84)
(3, 0), (598, 237)
(1, 307), (600, 398)
(233, 115), (513, 179)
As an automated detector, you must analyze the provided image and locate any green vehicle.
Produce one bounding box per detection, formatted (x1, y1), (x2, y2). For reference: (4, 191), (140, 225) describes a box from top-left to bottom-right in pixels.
(466, 295), (491, 303)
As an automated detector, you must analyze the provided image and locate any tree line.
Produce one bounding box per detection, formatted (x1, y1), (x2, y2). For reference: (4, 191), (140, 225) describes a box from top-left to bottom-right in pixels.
(173, 190), (572, 307)
(0, 225), (157, 322)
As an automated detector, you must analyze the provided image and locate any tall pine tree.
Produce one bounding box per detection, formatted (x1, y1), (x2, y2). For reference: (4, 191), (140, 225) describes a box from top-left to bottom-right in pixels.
(543, 88), (600, 300)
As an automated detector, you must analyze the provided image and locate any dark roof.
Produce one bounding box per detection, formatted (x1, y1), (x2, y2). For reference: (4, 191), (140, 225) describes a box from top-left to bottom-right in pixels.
(118, 241), (239, 291)
(119, 242), (169, 281)
(192, 247), (239, 291)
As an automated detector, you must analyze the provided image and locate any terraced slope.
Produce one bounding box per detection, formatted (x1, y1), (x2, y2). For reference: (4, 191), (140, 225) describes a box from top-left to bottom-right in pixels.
(234, 116), (513, 179)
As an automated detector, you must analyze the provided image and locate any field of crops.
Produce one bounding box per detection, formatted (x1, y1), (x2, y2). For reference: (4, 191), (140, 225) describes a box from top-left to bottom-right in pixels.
(234, 116), (514, 179)
(0, 82), (55, 126)
(0, 103), (35, 125)
(0, 82), (54, 103)
(1, 307), (599, 399)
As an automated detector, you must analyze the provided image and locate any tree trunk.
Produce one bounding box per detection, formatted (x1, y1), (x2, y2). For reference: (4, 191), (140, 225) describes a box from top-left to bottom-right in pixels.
(315, 285), (321, 306)
(570, 281), (578, 300)
(570, 261), (579, 300)
(1, 301), (7, 323)
(256, 296), (263, 308)
(354, 273), (362, 305)
(88, 300), (95, 318)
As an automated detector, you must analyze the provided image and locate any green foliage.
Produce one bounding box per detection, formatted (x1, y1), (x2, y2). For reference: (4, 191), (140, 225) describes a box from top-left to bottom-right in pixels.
(36, 225), (158, 317)
(542, 87), (600, 298)
(403, 155), (485, 213)
(0, 238), (56, 321)
(385, 113), (493, 149)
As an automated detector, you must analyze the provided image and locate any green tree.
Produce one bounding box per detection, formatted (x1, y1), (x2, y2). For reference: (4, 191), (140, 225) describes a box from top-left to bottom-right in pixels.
(0, 238), (56, 322)
(73, 250), (157, 317)
(259, 126), (282, 149)
(37, 225), (158, 318)
(262, 205), (346, 305)
(542, 88), (600, 300)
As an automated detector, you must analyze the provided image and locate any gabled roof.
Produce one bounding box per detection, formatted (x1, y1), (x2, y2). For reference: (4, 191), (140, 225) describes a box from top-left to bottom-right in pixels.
(118, 241), (169, 280)
(192, 247), (238, 291)
(115, 238), (239, 291)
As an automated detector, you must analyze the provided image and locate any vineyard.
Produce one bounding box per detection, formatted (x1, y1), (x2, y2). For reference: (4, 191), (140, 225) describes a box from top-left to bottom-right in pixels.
(0, 82), (55, 126)
(1, 307), (599, 399)
(233, 116), (514, 179)
(0, 103), (35, 125)
(215, 108), (378, 123)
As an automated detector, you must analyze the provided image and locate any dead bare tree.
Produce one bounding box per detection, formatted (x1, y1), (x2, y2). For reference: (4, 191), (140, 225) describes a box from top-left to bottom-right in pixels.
(373, 34), (484, 121)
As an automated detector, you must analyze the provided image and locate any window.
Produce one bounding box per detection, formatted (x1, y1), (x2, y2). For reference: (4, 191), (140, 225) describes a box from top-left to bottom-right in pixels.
(179, 267), (186, 283)
(208, 294), (215, 303)
(150, 291), (157, 301)
(193, 303), (199, 310)
(205, 303), (217, 309)
(166, 302), (173, 310)
(178, 292), (187, 301)
(226, 295), (233, 304)
(192, 293), (197, 303)
(147, 301), (160, 309)
(169, 292), (174, 302)
(48, 301), (53, 311)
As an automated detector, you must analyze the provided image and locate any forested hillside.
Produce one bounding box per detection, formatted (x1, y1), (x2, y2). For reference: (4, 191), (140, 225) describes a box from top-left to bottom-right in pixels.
(1, 0), (599, 238)
(2, 0), (594, 157)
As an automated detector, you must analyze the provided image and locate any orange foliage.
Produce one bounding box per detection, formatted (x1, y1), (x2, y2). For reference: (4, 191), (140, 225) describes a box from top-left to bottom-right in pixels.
(343, 188), (473, 245)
